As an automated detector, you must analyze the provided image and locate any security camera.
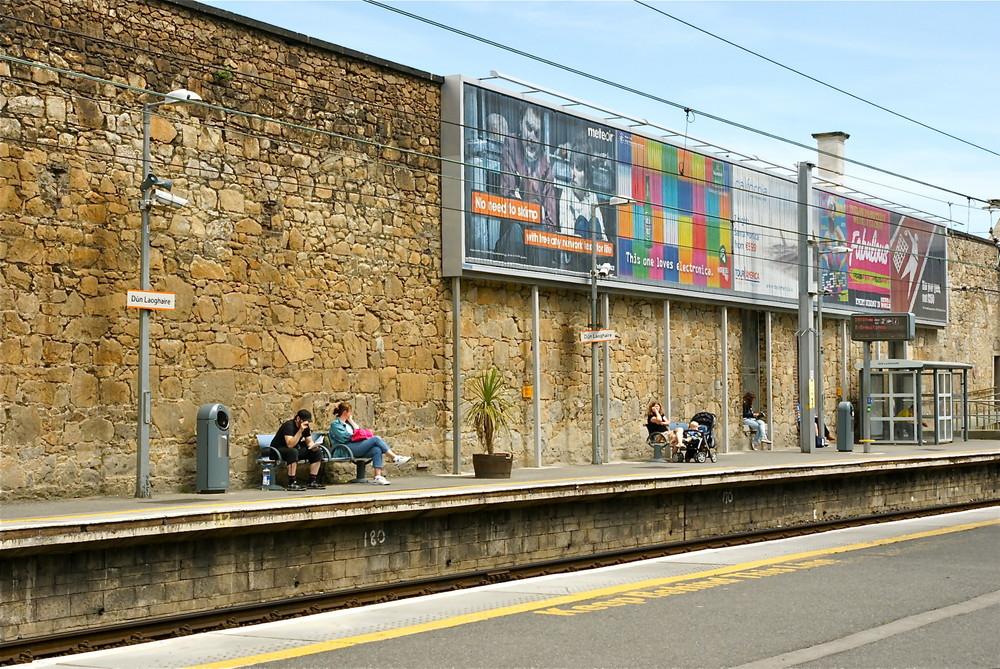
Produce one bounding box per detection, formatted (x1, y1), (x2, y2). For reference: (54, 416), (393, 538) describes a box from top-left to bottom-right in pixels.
(596, 262), (614, 277)
(152, 189), (188, 208)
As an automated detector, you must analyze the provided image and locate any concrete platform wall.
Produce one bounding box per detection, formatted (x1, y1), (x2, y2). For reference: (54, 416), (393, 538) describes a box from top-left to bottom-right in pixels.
(3, 457), (997, 643)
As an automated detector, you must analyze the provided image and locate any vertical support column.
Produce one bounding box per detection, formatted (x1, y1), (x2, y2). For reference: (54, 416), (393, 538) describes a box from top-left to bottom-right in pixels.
(532, 285), (541, 468)
(961, 369), (969, 442)
(862, 342), (872, 442)
(135, 104), (153, 499)
(452, 276), (462, 474)
(931, 370), (940, 446)
(663, 299), (671, 419)
(601, 293), (611, 464)
(765, 311), (773, 445)
(721, 306), (729, 453)
(796, 161), (817, 453)
(840, 320), (849, 404)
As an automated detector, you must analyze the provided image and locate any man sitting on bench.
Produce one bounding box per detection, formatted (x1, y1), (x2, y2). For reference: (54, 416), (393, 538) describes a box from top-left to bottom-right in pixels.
(272, 408), (324, 491)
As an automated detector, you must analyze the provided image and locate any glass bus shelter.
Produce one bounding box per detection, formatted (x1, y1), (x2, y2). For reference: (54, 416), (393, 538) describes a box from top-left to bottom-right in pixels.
(864, 359), (973, 445)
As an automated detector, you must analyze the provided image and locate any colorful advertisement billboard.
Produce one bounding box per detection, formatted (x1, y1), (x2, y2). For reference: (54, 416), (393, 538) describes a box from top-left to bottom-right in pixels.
(445, 78), (948, 325)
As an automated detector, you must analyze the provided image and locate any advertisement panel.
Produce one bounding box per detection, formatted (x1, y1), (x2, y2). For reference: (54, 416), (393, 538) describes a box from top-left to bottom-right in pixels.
(450, 78), (948, 326)
(731, 166), (799, 300)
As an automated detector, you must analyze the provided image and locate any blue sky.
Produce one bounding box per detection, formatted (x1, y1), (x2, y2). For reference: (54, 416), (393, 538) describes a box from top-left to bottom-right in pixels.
(199, 1), (1000, 237)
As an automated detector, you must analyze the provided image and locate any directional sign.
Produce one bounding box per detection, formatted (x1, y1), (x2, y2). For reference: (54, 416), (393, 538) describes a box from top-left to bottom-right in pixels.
(580, 329), (617, 343)
(127, 290), (176, 310)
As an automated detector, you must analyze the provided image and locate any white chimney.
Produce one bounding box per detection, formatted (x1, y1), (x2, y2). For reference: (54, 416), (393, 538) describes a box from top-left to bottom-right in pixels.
(811, 131), (850, 187)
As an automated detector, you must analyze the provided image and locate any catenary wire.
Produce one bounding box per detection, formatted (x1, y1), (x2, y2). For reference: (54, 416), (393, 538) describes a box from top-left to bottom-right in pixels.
(361, 0), (993, 208)
(1, 10), (989, 234)
(1, 65), (992, 276)
(3, 8), (988, 234)
(632, 0), (1000, 160)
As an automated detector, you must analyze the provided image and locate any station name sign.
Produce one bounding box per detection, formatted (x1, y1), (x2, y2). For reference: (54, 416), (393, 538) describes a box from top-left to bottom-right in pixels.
(850, 312), (915, 341)
(127, 290), (176, 310)
(580, 329), (617, 343)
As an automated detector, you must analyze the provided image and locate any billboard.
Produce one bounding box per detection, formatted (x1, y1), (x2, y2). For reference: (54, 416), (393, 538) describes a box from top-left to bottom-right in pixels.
(443, 78), (949, 326)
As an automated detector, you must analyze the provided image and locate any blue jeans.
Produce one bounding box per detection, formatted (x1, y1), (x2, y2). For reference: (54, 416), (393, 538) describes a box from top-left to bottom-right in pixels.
(743, 417), (768, 445)
(349, 436), (390, 468)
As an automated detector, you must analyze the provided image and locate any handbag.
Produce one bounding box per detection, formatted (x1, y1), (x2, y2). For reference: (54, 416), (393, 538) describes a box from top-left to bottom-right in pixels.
(350, 428), (374, 442)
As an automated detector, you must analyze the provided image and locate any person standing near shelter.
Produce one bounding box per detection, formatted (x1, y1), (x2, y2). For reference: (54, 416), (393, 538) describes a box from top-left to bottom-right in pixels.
(271, 408), (324, 491)
(742, 392), (772, 450)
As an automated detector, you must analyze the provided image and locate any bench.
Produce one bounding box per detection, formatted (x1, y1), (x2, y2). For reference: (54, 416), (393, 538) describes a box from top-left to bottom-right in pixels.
(741, 422), (760, 450)
(647, 422), (687, 463)
(255, 434), (372, 490)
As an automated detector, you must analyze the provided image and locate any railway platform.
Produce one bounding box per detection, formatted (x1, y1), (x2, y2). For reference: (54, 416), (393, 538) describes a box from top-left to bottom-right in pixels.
(2, 438), (999, 531)
(2, 439), (999, 651)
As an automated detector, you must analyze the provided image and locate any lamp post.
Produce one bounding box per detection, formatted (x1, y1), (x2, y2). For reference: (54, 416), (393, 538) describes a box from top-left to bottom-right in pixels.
(135, 88), (201, 498)
(589, 195), (631, 465)
(812, 241), (850, 446)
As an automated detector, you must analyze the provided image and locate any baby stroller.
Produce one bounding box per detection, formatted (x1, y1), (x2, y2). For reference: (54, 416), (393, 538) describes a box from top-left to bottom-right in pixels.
(675, 412), (718, 463)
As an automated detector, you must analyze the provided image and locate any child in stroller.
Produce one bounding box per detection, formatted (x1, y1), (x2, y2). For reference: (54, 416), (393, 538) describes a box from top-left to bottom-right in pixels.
(674, 412), (718, 463)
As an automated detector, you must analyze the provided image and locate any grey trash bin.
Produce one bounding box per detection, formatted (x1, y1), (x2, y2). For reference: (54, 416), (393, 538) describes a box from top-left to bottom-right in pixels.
(836, 401), (854, 452)
(197, 403), (230, 493)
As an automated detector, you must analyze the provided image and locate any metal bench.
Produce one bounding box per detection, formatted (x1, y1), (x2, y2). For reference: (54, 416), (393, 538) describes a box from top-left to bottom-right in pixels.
(647, 422), (687, 463)
(255, 434), (371, 490)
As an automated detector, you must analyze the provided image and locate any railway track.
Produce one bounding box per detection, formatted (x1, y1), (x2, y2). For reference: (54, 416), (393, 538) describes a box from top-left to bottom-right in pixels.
(4, 499), (997, 665)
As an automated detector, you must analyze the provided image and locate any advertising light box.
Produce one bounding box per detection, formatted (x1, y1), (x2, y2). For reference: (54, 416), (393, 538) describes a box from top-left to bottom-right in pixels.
(441, 76), (948, 326)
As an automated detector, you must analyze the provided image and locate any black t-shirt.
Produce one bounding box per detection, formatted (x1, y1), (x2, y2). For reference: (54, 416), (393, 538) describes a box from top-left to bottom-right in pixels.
(646, 418), (667, 435)
(271, 419), (310, 450)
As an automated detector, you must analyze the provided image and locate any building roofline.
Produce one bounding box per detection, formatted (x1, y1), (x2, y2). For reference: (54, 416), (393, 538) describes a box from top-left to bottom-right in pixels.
(164, 0), (444, 84)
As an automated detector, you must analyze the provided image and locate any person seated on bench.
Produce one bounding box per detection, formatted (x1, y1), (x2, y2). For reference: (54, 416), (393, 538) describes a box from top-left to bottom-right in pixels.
(647, 401), (685, 457)
(271, 408), (324, 491)
(329, 402), (411, 486)
(741, 391), (772, 450)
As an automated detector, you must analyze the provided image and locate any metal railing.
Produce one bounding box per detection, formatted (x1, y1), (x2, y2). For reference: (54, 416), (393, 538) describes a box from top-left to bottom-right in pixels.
(964, 389), (1000, 431)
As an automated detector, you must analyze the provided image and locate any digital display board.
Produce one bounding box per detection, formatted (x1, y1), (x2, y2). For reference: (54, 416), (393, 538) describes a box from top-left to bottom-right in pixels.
(850, 313), (916, 341)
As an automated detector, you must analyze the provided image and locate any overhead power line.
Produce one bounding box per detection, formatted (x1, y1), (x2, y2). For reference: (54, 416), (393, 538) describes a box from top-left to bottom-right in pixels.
(362, 0), (992, 208)
(633, 0), (1000, 160)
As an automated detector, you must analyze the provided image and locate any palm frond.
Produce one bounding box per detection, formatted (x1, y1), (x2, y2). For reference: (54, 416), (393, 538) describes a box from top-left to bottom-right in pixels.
(463, 367), (515, 454)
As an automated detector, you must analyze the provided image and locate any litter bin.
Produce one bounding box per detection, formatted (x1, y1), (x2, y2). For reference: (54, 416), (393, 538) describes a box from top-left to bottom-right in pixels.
(836, 401), (854, 452)
(197, 403), (230, 493)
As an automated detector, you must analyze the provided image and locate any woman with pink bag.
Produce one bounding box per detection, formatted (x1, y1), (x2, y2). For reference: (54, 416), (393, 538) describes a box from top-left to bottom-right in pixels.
(328, 402), (411, 485)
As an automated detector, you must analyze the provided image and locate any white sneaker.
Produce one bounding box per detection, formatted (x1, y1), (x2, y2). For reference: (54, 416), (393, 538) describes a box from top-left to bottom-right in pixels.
(392, 455), (411, 465)
(371, 475), (390, 485)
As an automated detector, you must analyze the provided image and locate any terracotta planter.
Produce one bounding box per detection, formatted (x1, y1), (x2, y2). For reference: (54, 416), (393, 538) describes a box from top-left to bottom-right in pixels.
(472, 452), (513, 479)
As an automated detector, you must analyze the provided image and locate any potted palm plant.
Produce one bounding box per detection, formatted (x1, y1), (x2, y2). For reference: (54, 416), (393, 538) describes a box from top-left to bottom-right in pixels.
(464, 367), (516, 478)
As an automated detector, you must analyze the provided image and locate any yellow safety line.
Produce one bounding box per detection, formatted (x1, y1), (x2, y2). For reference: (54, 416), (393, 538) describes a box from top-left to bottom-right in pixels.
(186, 516), (1000, 669)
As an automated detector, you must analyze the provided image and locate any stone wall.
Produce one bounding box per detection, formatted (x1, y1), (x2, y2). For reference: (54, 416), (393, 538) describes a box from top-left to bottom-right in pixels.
(2, 0), (998, 500)
(0, 0), (446, 498)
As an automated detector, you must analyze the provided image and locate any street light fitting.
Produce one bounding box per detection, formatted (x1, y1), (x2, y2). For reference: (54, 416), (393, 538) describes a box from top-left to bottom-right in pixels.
(140, 173), (173, 192)
(162, 88), (203, 104)
(135, 87), (204, 499)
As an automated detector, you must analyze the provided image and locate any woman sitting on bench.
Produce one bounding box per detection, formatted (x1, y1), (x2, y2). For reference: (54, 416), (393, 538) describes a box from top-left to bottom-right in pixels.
(329, 402), (411, 486)
(741, 391), (772, 450)
(647, 401), (686, 458)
